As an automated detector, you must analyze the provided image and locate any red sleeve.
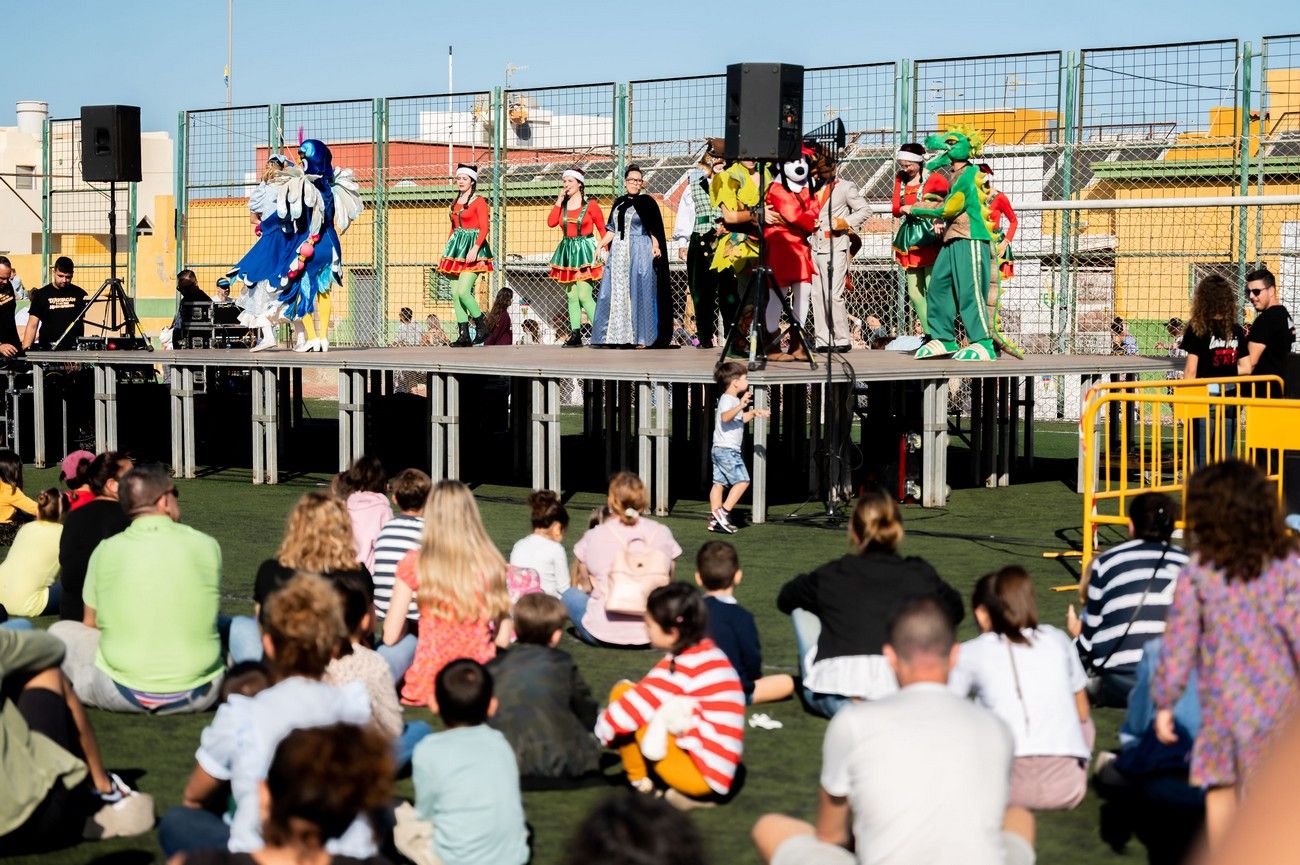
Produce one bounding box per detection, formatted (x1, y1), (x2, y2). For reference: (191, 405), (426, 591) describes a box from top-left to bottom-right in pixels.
(891, 176), (904, 217)
(468, 197), (488, 247)
(1000, 195), (1018, 242)
(547, 204), (563, 229)
(775, 189), (820, 234)
(922, 172), (949, 198)
(396, 551), (419, 590)
(585, 201), (605, 237)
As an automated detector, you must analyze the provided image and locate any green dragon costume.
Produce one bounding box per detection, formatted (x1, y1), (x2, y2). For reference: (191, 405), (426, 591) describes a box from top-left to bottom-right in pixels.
(909, 127), (1024, 361)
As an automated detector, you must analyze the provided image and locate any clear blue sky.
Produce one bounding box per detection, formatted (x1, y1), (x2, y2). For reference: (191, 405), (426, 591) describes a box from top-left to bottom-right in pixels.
(4, 0), (1297, 132)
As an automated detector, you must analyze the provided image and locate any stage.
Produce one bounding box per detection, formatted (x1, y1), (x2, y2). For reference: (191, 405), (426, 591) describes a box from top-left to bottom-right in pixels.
(18, 346), (1177, 521)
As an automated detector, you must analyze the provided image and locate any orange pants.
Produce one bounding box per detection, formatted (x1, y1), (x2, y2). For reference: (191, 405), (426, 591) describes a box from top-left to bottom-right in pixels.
(609, 681), (712, 797)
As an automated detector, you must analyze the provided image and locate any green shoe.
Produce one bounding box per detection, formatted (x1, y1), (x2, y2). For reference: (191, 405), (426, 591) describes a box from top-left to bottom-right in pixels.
(915, 339), (959, 360)
(953, 340), (996, 361)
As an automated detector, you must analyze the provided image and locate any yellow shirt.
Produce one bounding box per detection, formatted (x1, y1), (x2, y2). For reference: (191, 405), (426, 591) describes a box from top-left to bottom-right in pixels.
(0, 483), (37, 524)
(0, 520), (62, 617)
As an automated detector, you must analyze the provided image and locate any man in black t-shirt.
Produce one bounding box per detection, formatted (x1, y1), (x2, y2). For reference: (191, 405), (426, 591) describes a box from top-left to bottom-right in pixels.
(22, 256), (89, 351)
(1239, 266), (1296, 396)
(0, 261), (23, 358)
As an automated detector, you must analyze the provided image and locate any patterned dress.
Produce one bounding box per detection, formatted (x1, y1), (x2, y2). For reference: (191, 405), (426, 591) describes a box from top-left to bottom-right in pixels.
(593, 204), (657, 347)
(1153, 553), (1300, 787)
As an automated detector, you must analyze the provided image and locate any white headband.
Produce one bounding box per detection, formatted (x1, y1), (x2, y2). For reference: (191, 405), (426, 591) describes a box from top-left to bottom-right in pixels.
(563, 168), (585, 182)
(455, 165), (478, 181)
(896, 151), (924, 164)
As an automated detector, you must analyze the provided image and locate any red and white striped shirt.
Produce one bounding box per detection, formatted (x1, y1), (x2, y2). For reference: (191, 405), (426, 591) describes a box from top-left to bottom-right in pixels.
(595, 639), (745, 794)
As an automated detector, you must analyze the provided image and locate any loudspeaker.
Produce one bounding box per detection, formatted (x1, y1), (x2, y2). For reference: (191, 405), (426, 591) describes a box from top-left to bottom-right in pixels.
(724, 63), (804, 162)
(80, 105), (142, 183)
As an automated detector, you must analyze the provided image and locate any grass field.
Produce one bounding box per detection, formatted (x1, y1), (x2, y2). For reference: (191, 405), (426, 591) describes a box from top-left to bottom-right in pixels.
(6, 463), (1148, 865)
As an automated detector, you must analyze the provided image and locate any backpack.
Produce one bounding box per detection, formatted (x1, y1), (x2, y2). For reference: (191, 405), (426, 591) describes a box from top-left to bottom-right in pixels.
(506, 564), (542, 604)
(604, 527), (672, 616)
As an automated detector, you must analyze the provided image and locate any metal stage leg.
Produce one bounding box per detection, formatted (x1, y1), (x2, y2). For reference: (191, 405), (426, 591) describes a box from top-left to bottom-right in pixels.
(429, 373), (447, 482)
(264, 369), (280, 484)
(921, 378), (950, 508)
(350, 370), (366, 466)
(170, 365), (184, 476)
(93, 365), (107, 453)
(183, 368), (196, 478)
(653, 382), (669, 516)
(752, 385), (770, 524)
(637, 383), (652, 492)
(252, 370), (266, 485)
(530, 379), (546, 491)
(32, 364), (45, 467)
(106, 367), (118, 451)
(546, 379), (561, 493)
(446, 375), (460, 480)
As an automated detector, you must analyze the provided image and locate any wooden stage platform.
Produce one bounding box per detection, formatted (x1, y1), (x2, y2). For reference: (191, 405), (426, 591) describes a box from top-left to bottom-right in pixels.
(20, 346), (1177, 522)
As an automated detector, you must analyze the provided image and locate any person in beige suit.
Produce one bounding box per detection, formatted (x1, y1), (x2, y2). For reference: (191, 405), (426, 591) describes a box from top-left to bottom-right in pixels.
(809, 153), (870, 352)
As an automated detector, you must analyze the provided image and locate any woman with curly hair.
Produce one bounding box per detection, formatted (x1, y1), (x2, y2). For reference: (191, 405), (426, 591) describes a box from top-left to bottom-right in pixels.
(1153, 459), (1300, 848)
(1180, 273), (1245, 465)
(228, 492), (370, 664)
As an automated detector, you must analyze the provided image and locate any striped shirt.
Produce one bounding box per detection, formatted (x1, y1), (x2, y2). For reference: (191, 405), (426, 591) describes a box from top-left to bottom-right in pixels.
(1077, 539), (1188, 672)
(372, 515), (423, 620)
(594, 639), (744, 794)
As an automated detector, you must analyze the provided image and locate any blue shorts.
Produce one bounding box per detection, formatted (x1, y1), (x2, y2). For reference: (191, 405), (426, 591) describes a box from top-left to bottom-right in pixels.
(712, 446), (750, 487)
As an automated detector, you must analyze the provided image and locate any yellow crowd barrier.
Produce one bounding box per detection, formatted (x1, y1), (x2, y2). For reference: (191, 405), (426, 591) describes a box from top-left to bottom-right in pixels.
(1079, 375), (1293, 567)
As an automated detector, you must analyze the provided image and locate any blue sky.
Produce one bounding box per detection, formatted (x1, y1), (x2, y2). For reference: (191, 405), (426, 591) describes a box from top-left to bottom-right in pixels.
(3, 0), (1297, 132)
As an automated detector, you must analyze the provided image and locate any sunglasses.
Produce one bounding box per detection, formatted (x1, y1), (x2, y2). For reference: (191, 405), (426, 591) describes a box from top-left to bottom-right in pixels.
(1247, 288), (1268, 297)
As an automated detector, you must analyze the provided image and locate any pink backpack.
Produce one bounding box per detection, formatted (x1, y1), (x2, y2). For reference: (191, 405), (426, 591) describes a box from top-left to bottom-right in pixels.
(604, 529), (672, 616)
(506, 564), (542, 604)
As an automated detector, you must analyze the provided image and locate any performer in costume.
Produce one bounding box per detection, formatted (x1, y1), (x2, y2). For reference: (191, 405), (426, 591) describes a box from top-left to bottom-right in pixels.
(594, 164), (669, 348)
(980, 164), (1018, 280)
(760, 148), (821, 359)
(891, 142), (949, 336)
(547, 168), (605, 348)
(228, 139), (363, 353)
(905, 128), (1022, 361)
(671, 138), (726, 348)
(809, 144), (869, 352)
(437, 163), (494, 347)
(709, 159), (768, 352)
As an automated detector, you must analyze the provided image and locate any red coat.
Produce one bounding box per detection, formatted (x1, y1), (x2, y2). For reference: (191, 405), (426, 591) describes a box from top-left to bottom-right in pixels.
(763, 183), (820, 286)
(988, 191), (1018, 241)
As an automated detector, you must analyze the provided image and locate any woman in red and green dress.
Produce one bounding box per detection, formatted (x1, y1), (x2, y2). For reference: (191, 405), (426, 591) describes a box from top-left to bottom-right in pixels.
(547, 167), (606, 347)
(438, 164), (494, 347)
(891, 143), (949, 335)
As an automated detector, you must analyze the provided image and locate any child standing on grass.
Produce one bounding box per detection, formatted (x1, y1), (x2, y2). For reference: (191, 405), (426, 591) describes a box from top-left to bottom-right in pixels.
(695, 540), (794, 705)
(510, 490), (570, 599)
(595, 583), (745, 809)
(383, 480), (513, 707)
(709, 361), (769, 534)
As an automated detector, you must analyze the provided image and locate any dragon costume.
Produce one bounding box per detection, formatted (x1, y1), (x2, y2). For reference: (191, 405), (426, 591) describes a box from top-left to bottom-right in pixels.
(908, 128), (1023, 361)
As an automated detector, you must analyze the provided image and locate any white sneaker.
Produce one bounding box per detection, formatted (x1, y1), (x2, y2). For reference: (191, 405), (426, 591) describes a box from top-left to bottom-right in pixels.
(250, 335), (278, 352)
(293, 329), (306, 350)
(712, 508), (737, 534)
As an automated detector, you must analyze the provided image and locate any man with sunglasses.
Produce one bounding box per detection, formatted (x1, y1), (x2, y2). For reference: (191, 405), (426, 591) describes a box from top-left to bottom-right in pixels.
(1238, 267), (1295, 397)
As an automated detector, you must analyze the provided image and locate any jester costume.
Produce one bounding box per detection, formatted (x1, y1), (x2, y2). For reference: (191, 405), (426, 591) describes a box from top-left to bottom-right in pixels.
(438, 164), (493, 346)
(892, 155), (949, 333)
(229, 139), (362, 352)
(909, 128), (1023, 361)
(547, 168), (605, 346)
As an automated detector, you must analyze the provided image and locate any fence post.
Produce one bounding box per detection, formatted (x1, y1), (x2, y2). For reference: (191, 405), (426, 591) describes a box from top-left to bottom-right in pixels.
(491, 87), (504, 293)
(1256, 39), (1268, 259)
(616, 83), (628, 186)
(1055, 50), (1078, 355)
(1236, 41), (1253, 291)
(894, 58), (911, 336)
(41, 115), (51, 284)
(373, 96), (387, 345)
(128, 181), (137, 297)
(175, 111), (186, 274)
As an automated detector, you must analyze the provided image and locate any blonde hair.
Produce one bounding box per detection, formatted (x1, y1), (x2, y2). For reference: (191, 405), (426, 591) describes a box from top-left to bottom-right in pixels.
(849, 489), (904, 553)
(416, 481), (510, 624)
(607, 471), (648, 526)
(276, 492), (360, 573)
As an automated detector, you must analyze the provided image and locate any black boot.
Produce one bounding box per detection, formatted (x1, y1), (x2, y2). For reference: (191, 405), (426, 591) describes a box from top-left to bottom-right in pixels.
(562, 328), (584, 348)
(451, 322), (472, 347)
(471, 315), (488, 345)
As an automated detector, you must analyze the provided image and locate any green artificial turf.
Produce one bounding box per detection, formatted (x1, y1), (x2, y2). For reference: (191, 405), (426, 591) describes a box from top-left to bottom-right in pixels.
(6, 466), (1144, 865)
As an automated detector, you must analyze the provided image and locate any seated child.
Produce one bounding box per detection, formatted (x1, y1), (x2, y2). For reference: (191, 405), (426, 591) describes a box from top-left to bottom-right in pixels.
(595, 583), (745, 809)
(487, 593), (601, 785)
(695, 540), (794, 705)
(398, 659), (529, 865)
(509, 490), (570, 599)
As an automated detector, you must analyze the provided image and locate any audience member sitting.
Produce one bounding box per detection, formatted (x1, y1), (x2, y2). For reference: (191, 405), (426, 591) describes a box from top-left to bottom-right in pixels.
(0, 489), (65, 620)
(1066, 491), (1186, 708)
(325, 569), (430, 772)
(951, 566), (1093, 811)
(563, 471), (682, 647)
(159, 574), (375, 858)
(510, 489), (570, 600)
(595, 583), (745, 810)
(60, 449), (96, 512)
(696, 540), (794, 705)
(228, 491), (370, 664)
(174, 723), (394, 865)
(395, 658), (529, 865)
(776, 489), (964, 717)
(372, 468), (431, 682)
(1153, 459), (1300, 849)
(486, 593), (601, 786)
(383, 480), (512, 707)
(57, 451), (132, 622)
(49, 464), (223, 713)
(752, 597), (1036, 865)
(0, 628), (155, 853)
(565, 792), (708, 865)
(0, 448), (38, 538)
(334, 455), (393, 574)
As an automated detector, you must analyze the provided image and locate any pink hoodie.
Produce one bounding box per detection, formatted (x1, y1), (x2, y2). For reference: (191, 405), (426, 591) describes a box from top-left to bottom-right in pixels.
(347, 491), (393, 573)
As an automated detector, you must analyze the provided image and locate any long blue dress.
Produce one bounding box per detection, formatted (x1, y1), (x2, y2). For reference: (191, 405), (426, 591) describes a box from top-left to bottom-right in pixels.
(593, 204), (658, 346)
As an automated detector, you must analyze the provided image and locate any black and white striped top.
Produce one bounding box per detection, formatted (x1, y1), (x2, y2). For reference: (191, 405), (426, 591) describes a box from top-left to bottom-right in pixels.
(1077, 538), (1189, 673)
(371, 514), (423, 620)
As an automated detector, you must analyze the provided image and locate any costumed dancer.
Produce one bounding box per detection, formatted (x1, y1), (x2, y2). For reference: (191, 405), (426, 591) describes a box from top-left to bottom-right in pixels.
(594, 164), (669, 348)
(710, 159), (765, 350)
(891, 142), (950, 337)
(905, 128), (1019, 361)
(671, 138), (726, 349)
(437, 163), (494, 347)
(228, 139), (363, 352)
(760, 147), (821, 360)
(547, 168), (605, 348)
(808, 145), (869, 353)
(979, 163), (1024, 358)
(234, 154), (293, 348)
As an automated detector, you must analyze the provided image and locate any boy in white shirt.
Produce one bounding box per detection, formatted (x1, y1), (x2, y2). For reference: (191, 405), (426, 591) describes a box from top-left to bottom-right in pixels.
(709, 361), (770, 534)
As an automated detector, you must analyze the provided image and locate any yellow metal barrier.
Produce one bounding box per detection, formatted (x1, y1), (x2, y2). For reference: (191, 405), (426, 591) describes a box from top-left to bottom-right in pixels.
(1079, 376), (1293, 567)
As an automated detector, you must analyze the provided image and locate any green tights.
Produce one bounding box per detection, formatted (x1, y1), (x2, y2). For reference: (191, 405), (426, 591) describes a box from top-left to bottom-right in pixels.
(451, 271), (483, 323)
(567, 280), (596, 330)
(906, 267), (929, 335)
